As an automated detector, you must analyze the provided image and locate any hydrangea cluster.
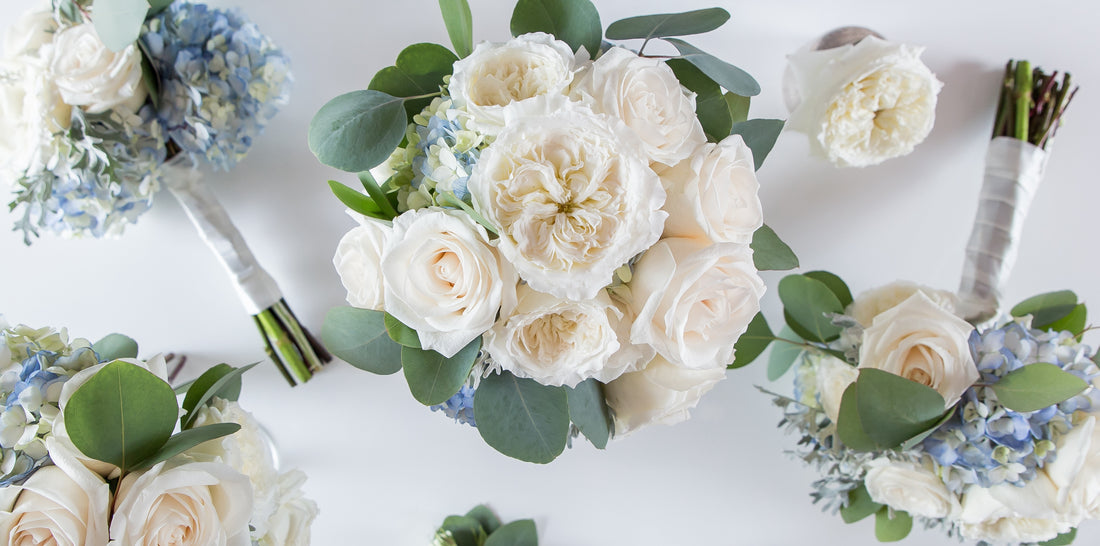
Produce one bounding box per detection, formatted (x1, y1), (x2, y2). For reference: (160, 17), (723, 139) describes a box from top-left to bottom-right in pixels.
(922, 320), (1100, 492)
(143, 2), (292, 171)
(430, 385), (477, 427)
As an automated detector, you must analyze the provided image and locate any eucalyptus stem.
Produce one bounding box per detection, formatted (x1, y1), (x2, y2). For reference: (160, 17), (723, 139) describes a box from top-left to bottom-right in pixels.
(992, 59), (1078, 148)
(1013, 61), (1032, 141)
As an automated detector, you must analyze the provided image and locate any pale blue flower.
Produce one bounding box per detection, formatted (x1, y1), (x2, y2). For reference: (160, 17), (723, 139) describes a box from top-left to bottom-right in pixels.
(431, 385), (477, 427)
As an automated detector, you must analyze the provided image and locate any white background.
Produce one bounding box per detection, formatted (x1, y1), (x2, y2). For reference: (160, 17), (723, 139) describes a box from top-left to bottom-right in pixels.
(2, 0), (1099, 544)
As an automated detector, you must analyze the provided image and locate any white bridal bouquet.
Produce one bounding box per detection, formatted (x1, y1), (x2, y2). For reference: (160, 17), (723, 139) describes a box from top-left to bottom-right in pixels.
(310, 0), (798, 462)
(0, 319), (317, 544)
(0, 0), (329, 385)
(744, 62), (1087, 544)
(433, 505), (536, 546)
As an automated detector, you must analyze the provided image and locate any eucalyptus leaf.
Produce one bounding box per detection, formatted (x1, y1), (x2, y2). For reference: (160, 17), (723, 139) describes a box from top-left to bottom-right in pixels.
(900, 406), (957, 451)
(778, 274), (844, 343)
(402, 339), (480, 406)
(783, 309), (822, 344)
(466, 505), (502, 534)
(181, 363), (241, 423)
(605, 8), (730, 41)
(992, 363), (1089, 412)
(484, 519), (538, 546)
(725, 92), (750, 123)
(474, 371), (569, 464)
(840, 484), (882, 524)
(139, 50), (160, 110)
(836, 382), (876, 451)
(321, 307), (402, 375)
(384, 313), (421, 349)
(438, 0), (474, 57)
(730, 312), (772, 369)
(750, 224), (799, 271)
(1046, 304), (1087, 335)
(328, 180), (384, 219)
(92, 0), (149, 52)
(309, 90), (408, 173)
(510, 0), (602, 56)
(566, 379), (612, 449)
(729, 119), (785, 170)
(766, 326), (803, 381)
(181, 363), (259, 429)
(663, 38), (760, 96)
(875, 507), (913, 542)
(440, 515), (487, 546)
(132, 423), (241, 470)
(92, 333), (139, 361)
(666, 59), (730, 142)
(803, 271), (853, 308)
(857, 369), (947, 450)
(368, 43), (457, 117)
(1011, 290), (1078, 329)
(1040, 528), (1077, 546)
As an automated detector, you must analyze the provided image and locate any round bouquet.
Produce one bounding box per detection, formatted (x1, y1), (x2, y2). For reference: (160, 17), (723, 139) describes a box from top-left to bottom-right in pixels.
(0, 0), (328, 385)
(0, 318), (317, 544)
(311, 0), (797, 462)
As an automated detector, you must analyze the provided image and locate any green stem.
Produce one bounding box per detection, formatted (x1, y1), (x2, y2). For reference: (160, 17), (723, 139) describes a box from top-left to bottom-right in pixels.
(993, 61), (1014, 139)
(1013, 60), (1032, 141)
(253, 300), (331, 387)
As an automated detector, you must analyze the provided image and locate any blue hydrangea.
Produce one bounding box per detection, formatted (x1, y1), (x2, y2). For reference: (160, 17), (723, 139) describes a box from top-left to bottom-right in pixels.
(142, 2), (291, 171)
(431, 385), (477, 427)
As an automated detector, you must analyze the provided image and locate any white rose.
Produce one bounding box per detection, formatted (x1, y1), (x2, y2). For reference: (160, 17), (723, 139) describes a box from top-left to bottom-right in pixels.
(959, 474), (1073, 544)
(657, 134), (762, 244)
(49, 24), (147, 114)
(449, 32), (579, 134)
(604, 355), (725, 436)
(334, 212), (392, 311)
(110, 460), (253, 546)
(786, 36), (942, 167)
(469, 102), (666, 301)
(256, 470), (318, 546)
(485, 284), (649, 387)
(1048, 416), (1100, 519)
(629, 238), (764, 370)
(847, 281), (958, 327)
(382, 208), (517, 357)
(813, 353), (858, 423)
(863, 458), (960, 519)
(0, 57), (72, 186)
(858, 292), (978, 408)
(0, 439), (110, 545)
(570, 46), (705, 166)
(3, 7), (57, 58)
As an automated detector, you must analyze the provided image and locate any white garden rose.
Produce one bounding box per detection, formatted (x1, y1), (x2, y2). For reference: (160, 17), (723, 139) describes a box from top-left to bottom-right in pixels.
(256, 470), (318, 546)
(1047, 416), (1100, 519)
(334, 212), (392, 311)
(570, 46), (705, 166)
(449, 32), (579, 134)
(864, 458), (959, 519)
(629, 238), (764, 370)
(858, 292), (978, 408)
(786, 36), (942, 167)
(3, 7), (57, 58)
(657, 134), (762, 244)
(49, 24), (148, 114)
(847, 281), (958, 327)
(813, 354), (858, 423)
(469, 103), (666, 301)
(959, 474), (1073, 544)
(604, 355), (725, 436)
(485, 284), (649, 387)
(110, 460), (253, 546)
(382, 208), (517, 357)
(0, 57), (72, 186)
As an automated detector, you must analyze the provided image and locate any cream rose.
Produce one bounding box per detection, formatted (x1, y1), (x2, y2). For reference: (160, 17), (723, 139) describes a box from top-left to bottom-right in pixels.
(49, 24), (147, 114)
(629, 238), (764, 370)
(570, 46), (705, 166)
(0, 57), (72, 186)
(786, 36), (942, 167)
(485, 285), (649, 387)
(469, 103), (666, 301)
(847, 281), (958, 327)
(449, 32), (579, 134)
(813, 354), (858, 423)
(1048, 417), (1100, 519)
(334, 212), (392, 311)
(382, 208), (517, 357)
(256, 470), (318, 546)
(110, 460), (253, 546)
(0, 440), (110, 545)
(657, 134), (763, 244)
(864, 458), (959, 519)
(3, 7), (57, 58)
(959, 474), (1073, 544)
(604, 355), (725, 436)
(858, 292), (978, 408)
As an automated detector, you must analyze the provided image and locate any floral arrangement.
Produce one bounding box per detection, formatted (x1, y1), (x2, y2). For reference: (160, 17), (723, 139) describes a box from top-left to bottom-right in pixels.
(0, 0), (328, 385)
(783, 27), (942, 167)
(433, 505), (537, 546)
(310, 0), (798, 463)
(0, 317), (317, 544)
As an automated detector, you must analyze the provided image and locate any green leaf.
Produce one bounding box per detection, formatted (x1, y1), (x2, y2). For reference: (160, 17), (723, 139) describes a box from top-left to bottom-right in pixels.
(181, 364), (241, 422)
(92, 333), (139, 361)
(357, 170), (400, 219)
(321, 307), (403, 375)
(474, 371), (569, 464)
(840, 484), (882, 524)
(384, 313), (421, 349)
(778, 275), (844, 343)
(566, 379), (612, 449)
(309, 90), (408, 173)
(605, 8), (730, 41)
(836, 382), (876, 451)
(729, 119), (785, 170)
(992, 363), (1089, 412)
(725, 92), (750, 123)
(766, 326), (803, 381)
(132, 423), (241, 470)
(1011, 290), (1078, 329)
(147, 0), (173, 10)
(440, 515), (488, 546)
(328, 180), (383, 218)
(663, 38), (760, 97)
(1047, 304), (1087, 335)
(92, 0), (149, 52)
(465, 505), (502, 534)
(857, 369), (947, 450)
(666, 59), (730, 142)
(368, 43), (457, 117)
(730, 312), (773, 369)
(750, 224), (799, 271)
(64, 361), (178, 471)
(484, 519), (538, 546)
(875, 507), (913, 542)
(1040, 528), (1077, 546)
(402, 339), (481, 406)
(510, 0), (602, 56)
(438, 0), (474, 58)
(139, 50), (160, 110)
(900, 406), (957, 450)
(803, 271), (853, 308)
(180, 363), (259, 429)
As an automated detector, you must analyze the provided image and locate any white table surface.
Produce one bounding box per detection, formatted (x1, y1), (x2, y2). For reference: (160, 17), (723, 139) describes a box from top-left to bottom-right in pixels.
(2, 0), (1099, 544)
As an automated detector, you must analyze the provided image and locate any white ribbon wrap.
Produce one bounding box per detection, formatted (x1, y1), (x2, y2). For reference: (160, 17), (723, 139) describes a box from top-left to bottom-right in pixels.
(957, 137), (1048, 323)
(163, 158), (283, 315)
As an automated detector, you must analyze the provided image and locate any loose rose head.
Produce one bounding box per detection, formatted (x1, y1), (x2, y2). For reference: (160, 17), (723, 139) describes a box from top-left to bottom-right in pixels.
(604, 355), (725, 436)
(50, 24), (148, 115)
(334, 213), (392, 311)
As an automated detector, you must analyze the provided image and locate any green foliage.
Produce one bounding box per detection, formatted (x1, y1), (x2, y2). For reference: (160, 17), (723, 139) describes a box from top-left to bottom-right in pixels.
(438, 0), (474, 58)
(566, 379), (612, 449)
(729, 119), (785, 170)
(180, 363), (259, 429)
(779, 274), (844, 343)
(802, 271), (853, 308)
(139, 51), (160, 110)
(133, 423), (241, 470)
(321, 307), (402, 375)
(357, 170), (399, 219)
(730, 312), (772, 369)
(465, 505), (502, 534)
(328, 180), (386, 220)
(309, 90), (408, 173)
(992, 363), (1089, 412)
(725, 92), (750, 123)
(1011, 290), (1079, 330)
(766, 326), (803, 381)
(368, 43), (457, 118)
(836, 382), (876, 451)
(92, 0), (149, 51)
(384, 314), (421, 349)
(840, 484), (882, 524)
(485, 520), (538, 546)
(440, 515), (488, 546)
(839, 369), (948, 451)
(401, 339), (481, 406)
(663, 38), (760, 97)
(510, 0), (602, 56)
(1040, 529), (1077, 546)
(605, 8), (729, 41)
(666, 59), (730, 142)
(750, 224), (799, 271)
(64, 361), (178, 471)
(474, 371), (570, 463)
(1048, 304), (1087, 336)
(92, 333), (139, 361)
(874, 507), (912, 542)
